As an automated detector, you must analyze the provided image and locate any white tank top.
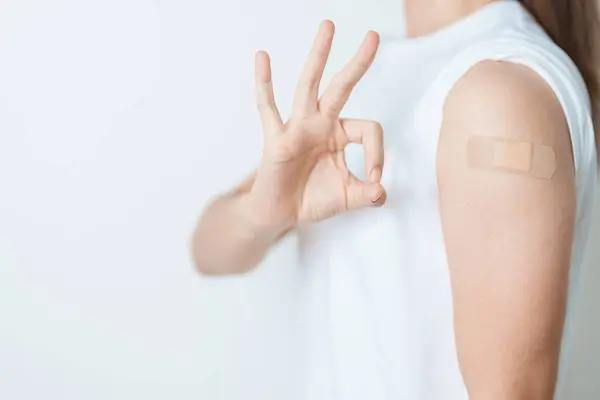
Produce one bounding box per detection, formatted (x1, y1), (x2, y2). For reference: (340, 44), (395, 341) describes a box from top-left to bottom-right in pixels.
(297, 1), (598, 399)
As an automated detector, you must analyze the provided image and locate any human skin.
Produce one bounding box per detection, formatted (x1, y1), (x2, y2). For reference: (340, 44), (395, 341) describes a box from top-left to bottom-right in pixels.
(192, 1), (577, 398)
(438, 59), (575, 399)
(191, 21), (385, 276)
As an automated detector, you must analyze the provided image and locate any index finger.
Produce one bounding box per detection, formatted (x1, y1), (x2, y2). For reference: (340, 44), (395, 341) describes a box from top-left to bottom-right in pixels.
(341, 118), (384, 182)
(318, 30), (379, 116)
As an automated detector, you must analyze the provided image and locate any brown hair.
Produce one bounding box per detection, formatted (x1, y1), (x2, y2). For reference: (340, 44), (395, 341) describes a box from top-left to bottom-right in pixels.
(519, 0), (600, 160)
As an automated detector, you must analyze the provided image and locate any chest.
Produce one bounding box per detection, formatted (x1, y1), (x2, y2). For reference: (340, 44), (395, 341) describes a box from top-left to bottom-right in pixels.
(298, 45), (450, 258)
(340, 46), (447, 193)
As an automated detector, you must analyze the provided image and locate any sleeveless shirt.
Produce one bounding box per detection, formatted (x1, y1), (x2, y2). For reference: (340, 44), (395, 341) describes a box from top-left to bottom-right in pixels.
(297, 1), (598, 399)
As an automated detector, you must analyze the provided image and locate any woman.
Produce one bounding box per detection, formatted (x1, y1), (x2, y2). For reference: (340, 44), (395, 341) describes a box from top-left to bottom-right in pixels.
(192, 0), (598, 398)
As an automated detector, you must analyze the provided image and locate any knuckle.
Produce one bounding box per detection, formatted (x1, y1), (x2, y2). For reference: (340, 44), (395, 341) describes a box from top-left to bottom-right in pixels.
(371, 121), (384, 138)
(355, 59), (368, 72)
(338, 77), (354, 94)
(304, 74), (319, 90)
(290, 106), (309, 120)
(327, 105), (341, 116)
(256, 93), (270, 107)
(257, 101), (273, 114)
(287, 116), (311, 133)
(331, 74), (351, 93)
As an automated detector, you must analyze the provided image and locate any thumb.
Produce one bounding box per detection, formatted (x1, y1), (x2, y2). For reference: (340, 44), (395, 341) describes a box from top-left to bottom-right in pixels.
(346, 180), (386, 211)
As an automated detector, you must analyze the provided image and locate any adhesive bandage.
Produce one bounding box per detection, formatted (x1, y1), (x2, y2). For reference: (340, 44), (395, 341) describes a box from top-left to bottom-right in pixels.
(467, 136), (556, 179)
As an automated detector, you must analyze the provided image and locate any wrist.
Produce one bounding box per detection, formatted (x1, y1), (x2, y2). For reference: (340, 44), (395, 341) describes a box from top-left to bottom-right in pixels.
(238, 190), (295, 242)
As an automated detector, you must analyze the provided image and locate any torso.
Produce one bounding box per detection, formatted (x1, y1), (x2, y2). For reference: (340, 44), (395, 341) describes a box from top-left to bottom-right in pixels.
(297, 1), (598, 399)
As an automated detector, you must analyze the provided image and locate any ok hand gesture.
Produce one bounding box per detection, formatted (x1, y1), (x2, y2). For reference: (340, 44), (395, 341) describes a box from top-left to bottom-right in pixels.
(250, 20), (386, 231)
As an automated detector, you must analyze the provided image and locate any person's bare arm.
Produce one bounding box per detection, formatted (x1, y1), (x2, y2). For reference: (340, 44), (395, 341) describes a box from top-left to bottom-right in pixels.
(191, 21), (385, 276)
(191, 171), (287, 276)
(437, 61), (576, 399)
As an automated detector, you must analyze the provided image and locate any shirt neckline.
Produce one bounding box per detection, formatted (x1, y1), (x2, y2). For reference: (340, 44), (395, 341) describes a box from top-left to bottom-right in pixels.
(380, 0), (525, 52)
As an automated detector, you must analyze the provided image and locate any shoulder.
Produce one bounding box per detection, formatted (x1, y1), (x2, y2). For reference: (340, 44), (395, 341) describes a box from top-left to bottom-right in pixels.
(436, 59), (576, 238)
(443, 60), (568, 141)
(438, 60), (574, 179)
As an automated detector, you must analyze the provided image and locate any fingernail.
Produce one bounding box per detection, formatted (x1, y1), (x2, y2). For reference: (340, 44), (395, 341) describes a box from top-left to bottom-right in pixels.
(370, 166), (382, 182)
(371, 192), (382, 203)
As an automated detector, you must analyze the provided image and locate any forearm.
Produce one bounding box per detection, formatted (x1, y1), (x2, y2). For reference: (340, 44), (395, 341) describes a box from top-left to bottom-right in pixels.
(191, 22), (383, 275)
(191, 192), (287, 276)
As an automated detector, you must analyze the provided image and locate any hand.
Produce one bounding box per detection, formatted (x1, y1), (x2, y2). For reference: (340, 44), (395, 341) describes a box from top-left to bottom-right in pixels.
(249, 20), (386, 232)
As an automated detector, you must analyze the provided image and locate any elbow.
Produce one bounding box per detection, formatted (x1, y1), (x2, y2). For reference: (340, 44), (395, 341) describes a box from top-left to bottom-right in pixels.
(189, 233), (224, 277)
(189, 230), (253, 277)
(192, 253), (221, 277)
(189, 227), (216, 276)
(192, 257), (254, 277)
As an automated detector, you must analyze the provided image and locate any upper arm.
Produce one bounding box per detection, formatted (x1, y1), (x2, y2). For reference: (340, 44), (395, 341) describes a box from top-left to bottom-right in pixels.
(437, 61), (577, 399)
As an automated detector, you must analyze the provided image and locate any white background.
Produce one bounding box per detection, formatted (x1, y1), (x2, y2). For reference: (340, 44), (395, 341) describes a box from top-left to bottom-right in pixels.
(0, 1), (598, 399)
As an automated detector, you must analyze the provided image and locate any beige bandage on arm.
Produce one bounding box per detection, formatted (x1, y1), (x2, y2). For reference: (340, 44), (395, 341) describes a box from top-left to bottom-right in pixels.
(467, 136), (557, 179)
